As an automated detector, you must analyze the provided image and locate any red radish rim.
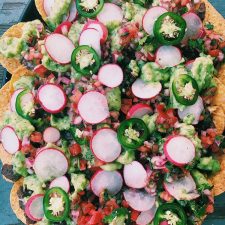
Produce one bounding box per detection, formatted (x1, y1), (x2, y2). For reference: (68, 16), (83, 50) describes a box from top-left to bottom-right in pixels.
(131, 79), (162, 100)
(43, 127), (61, 143)
(77, 90), (109, 125)
(127, 103), (152, 119)
(98, 64), (123, 88)
(83, 20), (108, 44)
(90, 170), (123, 196)
(54, 21), (72, 34)
(1, 126), (21, 154)
(142, 6), (168, 35)
(44, 34), (75, 65)
(37, 84), (67, 114)
(164, 135), (195, 166)
(25, 194), (44, 221)
(90, 128), (121, 163)
(49, 176), (70, 193)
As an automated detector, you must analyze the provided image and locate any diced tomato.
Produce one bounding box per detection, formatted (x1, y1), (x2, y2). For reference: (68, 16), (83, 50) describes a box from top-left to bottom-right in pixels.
(102, 199), (119, 216)
(79, 159), (87, 171)
(78, 215), (92, 225)
(88, 211), (103, 224)
(138, 145), (151, 153)
(69, 143), (82, 156)
(208, 49), (220, 57)
(46, 73), (55, 83)
(30, 132), (43, 143)
(206, 204), (214, 214)
(121, 200), (129, 208)
(201, 128), (217, 148)
(219, 41), (225, 49)
(21, 144), (35, 157)
(119, 23), (139, 46)
(160, 191), (174, 202)
(33, 65), (47, 77)
(131, 210), (140, 222)
(71, 89), (83, 104)
(81, 202), (96, 215)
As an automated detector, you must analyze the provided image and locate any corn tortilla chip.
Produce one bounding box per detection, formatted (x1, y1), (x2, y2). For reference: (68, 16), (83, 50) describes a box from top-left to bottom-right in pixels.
(35, 0), (47, 21)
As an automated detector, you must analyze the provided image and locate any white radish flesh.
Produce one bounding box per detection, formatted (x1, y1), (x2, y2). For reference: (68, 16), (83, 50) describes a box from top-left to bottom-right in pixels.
(79, 28), (101, 56)
(98, 64), (123, 88)
(164, 174), (199, 200)
(43, 127), (61, 143)
(83, 20), (108, 43)
(97, 3), (123, 25)
(182, 12), (203, 42)
(156, 46), (182, 68)
(132, 79), (162, 99)
(33, 148), (68, 181)
(164, 136), (195, 166)
(25, 194), (44, 221)
(127, 103), (152, 119)
(10, 89), (24, 112)
(178, 97), (204, 125)
(49, 176), (70, 192)
(124, 161), (147, 189)
(43, 0), (55, 16)
(91, 128), (121, 163)
(91, 170), (123, 196)
(142, 7), (168, 35)
(136, 205), (157, 225)
(78, 91), (109, 124)
(123, 189), (156, 212)
(1, 126), (20, 154)
(38, 84), (66, 114)
(45, 33), (75, 64)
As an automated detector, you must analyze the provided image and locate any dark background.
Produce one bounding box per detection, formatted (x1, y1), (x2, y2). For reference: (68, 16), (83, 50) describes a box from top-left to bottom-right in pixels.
(0, 0), (225, 224)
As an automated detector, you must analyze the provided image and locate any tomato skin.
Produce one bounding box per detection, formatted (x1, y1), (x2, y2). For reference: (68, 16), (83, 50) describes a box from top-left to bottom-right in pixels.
(121, 200), (129, 208)
(209, 49), (220, 57)
(81, 202), (96, 215)
(131, 210), (140, 222)
(88, 211), (103, 224)
(79, 159), (87, 171)
(206, 204), (214, 214)
(30, 131), (43, 143)
(69, 143), (82, 156)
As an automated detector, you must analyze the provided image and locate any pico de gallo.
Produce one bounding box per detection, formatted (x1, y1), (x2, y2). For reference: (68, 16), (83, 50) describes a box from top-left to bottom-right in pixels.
(0, 0), (225, 225)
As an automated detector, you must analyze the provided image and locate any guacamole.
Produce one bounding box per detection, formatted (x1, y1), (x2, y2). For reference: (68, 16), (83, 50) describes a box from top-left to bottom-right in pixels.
(106, 87), (121, 111)
(13, 76), (35, 90)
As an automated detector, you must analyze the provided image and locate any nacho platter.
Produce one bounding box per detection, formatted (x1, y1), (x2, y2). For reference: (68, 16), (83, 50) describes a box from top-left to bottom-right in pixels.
(0, 1), (225, 225)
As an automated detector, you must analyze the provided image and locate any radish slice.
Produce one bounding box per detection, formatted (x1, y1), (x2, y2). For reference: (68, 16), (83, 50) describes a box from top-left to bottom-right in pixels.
(43, 127), (61, 143)
(68, 0), (77, 22)
(142, 7), (168, 35)
(123, 189), (155, 212)
(78, 91), (109, 124)
(98, 64), (123, 88)
(33, 148), (68, 181)
(10, 88), (24, 112)
(91, 170), (123, 196)
(136, 205), (157, 225)
(79, 28), (101, 56)
(37, 84), (67, 114)
(156, 46), (182, 68)
(127, 103), (152, 119)
(164, 135), (195, 166)
(178, 97), (204, 125)
(164, 174), (199, 200)
(54, 21), (72, 35)
(25, 194), (44, 221)
(97, 3), (123, 26)
(0, 126), (20, 154)
(91, 128), (121, 163)
(83, 20), (108, 44)
(132, 79), (162, 99)
(49, 176), (70, 192)
(124, 161), (147, 189)
(182, 12), (203, 42)
(185, 60), (195, 70)
(45, 33), (75, 64)
(43, 0), (55, 16)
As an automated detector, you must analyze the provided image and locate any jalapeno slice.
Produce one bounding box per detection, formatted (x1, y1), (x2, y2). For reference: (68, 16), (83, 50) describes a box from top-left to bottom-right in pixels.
(43, 187), (70, 222)
(172, 74), (199, 106)
(76, 0), (104, 18)
(154, 203), (187, 225)
(154, 12), (187, 45)
(71, 45), (101, 76)
(70, 126), (88, 145)
(117, 118), (149, 149)
(15, 89), (34, 121)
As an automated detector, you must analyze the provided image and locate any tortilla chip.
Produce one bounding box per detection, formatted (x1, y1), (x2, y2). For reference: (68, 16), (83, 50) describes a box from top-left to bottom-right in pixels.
(208, 106), (225, 135)
(10, 179), (27, 224)
(0, 23), (32, 75)
(35, 0), (47, 21)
